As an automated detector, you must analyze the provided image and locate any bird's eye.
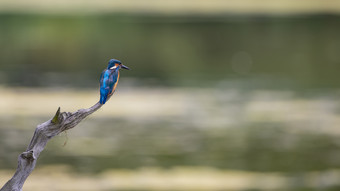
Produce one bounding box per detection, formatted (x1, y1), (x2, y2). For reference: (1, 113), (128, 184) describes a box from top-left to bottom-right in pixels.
(110, 66), (117, 69)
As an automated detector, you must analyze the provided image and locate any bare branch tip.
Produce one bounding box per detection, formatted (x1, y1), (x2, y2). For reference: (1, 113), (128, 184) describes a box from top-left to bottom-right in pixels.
(52, 107), (61, 124)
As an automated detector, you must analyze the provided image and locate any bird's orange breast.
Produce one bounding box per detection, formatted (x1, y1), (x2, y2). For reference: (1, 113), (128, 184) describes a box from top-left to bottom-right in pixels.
(110, 71), (120, 95)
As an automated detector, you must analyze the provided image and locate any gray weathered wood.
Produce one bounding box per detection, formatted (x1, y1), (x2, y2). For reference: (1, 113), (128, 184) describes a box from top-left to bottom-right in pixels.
(0, 102), (103, 191)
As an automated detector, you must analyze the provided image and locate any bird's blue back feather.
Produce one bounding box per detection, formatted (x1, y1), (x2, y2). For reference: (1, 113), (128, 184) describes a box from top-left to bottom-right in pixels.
(99, 69), (119, 104)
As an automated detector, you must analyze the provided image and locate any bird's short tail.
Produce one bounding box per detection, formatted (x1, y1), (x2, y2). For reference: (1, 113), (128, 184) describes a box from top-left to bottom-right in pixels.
(99, 95), (108, 104)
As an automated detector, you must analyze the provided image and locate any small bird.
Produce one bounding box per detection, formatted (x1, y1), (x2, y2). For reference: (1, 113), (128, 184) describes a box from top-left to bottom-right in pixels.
(99, 59), (129, 104)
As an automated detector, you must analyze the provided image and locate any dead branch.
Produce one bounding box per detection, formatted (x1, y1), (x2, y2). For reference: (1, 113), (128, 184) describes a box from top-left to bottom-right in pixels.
(0, 102), (103, 191)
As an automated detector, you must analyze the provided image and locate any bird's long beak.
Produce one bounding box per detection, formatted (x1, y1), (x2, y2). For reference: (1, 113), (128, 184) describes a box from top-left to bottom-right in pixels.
(121, 64), (130, 70)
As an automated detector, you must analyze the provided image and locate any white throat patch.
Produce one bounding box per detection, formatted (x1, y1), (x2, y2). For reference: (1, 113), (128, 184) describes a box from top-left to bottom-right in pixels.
(110, 65), (117, 70)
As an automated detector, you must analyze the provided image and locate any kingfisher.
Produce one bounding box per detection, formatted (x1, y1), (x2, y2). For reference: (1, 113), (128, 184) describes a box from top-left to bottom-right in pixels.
(99, 59), (130, 104)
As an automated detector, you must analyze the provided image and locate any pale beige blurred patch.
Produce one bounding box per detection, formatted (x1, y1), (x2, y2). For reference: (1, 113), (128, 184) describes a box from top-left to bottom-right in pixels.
(1, 165), (340, 191)
(1, 87), (340, 134)
(0, 87), (187, 119)
(0, 0), (340, 15)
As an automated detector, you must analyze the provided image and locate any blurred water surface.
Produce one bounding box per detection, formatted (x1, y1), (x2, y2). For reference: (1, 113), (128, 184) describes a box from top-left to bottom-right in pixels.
(1, 86), (340, 190)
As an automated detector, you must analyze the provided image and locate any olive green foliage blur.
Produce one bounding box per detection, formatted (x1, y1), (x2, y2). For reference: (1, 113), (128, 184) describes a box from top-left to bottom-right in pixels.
(1, 120), (340, 173)
(1, 14), (340, 88)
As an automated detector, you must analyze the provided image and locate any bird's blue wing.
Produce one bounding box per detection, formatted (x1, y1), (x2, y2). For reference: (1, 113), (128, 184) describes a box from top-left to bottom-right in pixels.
(99, 69), (119, 104)
(99, 70), (110, 104)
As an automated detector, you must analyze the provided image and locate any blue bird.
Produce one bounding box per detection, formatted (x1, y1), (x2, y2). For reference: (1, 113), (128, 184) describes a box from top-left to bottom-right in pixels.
(99, 59), (129, 104)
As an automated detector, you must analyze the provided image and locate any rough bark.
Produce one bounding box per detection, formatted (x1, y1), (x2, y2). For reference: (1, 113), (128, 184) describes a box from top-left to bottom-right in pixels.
(1, 102), (103, 191)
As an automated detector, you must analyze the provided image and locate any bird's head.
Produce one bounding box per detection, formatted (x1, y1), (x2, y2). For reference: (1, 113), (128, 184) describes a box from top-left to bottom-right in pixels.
(107, 59), (130, 70)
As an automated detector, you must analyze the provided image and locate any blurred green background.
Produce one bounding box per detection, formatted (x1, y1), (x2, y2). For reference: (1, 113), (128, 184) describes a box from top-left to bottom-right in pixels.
(1, 1), (340, 190)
